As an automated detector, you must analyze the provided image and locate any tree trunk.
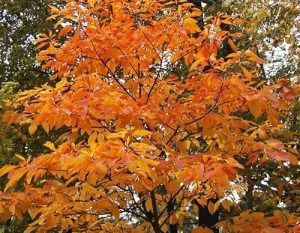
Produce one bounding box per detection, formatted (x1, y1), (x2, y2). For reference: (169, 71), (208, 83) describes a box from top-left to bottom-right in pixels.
(168, 200), (178, 233)
(193, 200), (219, 233)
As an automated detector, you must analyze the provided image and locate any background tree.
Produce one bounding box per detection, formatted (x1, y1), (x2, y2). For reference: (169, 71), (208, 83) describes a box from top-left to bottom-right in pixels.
(197, 0), (300, 221)
(0, 1), (65, 231)
(195, 0), (300, 80)
(0, 0), (60, 89)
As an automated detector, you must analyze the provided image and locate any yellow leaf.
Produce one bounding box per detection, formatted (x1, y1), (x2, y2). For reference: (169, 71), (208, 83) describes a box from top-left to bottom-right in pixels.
(132, 130), (152, 137)
(184, 17), (201, 32)
(26, 170), (35, 184)
(0, 165), (17, 178)
(145, 198), (153, 212)
(240, 66), (254, 79)
(88, 132), (97, 145)
(189, 58), (205, 71)
(221, 200), (233, 211)
(213, 201), (221, 213)
(15, 154), (26, 161)
(54, 18), (64, 29)
(191, 139), (200, 147)
(106, 131), (126, 139)
(44, 142), (56, 151)
(131, 143), (154, 152)
(88, 0), (96, 7)
(178, 5), (182, 16)
(35, 42), (49, 50)
(5, 167), (27, 192)
(144, 158), (159, 167)
(28, 124), (38, 135)
(97, 133), (105, 142)
(49, 5), (60, 14)
(46, 14), (59, 21)
(183, 140), (191, 150)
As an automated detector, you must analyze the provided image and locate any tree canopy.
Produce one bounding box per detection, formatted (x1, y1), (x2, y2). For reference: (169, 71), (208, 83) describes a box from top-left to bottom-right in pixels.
(0, 0), (299, 233)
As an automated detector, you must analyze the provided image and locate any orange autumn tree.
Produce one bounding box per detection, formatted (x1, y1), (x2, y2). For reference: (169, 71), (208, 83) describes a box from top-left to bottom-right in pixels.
(0, 0), (299, 232)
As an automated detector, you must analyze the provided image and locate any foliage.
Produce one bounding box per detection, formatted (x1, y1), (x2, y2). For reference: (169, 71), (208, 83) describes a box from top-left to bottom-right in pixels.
(0, 82), (17, 159)
(210, 0), (300, 80)
(0, 82), (32, 233)
(0, 0), (64, 89)
(201, 0), (300, 222)
(0, 0), (299, 232)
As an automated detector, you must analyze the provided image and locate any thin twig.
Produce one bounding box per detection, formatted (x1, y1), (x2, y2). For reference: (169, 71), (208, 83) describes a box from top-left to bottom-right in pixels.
(158, 185), (184, 219)
(184, 83), (224, 126)
(82, 27), (136, 102)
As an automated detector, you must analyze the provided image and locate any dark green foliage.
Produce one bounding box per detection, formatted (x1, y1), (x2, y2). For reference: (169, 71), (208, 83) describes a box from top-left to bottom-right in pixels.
(0, 0), (63, 89)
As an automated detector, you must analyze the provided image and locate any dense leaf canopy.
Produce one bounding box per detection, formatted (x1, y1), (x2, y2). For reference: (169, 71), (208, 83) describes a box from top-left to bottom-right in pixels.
(0, 0), (299, 233)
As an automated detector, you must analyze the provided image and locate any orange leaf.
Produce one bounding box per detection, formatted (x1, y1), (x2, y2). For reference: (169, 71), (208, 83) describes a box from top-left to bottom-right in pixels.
(145, 198), (153, 212)
(58, 25), (73, 37)
(248, 99), (263, 118)
(244, 50), (265, 64)
(228, 38), (237, 51)
(207, 201), (215, 214)
(0, 165), (17, 178)
(35, 42), (49, 50)
(192, 227), (214, 233)
(88, 107), (102, 119)
(266, 139), (284, 150)
(227, 158), (244, 169)
(42, 122), (50, 133)
(5, 167), (27, 192)
(266, 150), (293, 163)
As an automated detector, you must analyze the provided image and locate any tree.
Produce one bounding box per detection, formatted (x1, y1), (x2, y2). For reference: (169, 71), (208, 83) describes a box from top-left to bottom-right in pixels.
(197, 0), (300, 221)
(0, 0), (64, 89)
(198, 0), (300, 80)
(0, 1), (299, 232)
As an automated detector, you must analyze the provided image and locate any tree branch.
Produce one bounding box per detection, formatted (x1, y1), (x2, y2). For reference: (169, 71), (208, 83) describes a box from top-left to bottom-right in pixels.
(184, 83), (224, 126)
(150, 190), (161, 233)
(82, 27), (136, 102)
